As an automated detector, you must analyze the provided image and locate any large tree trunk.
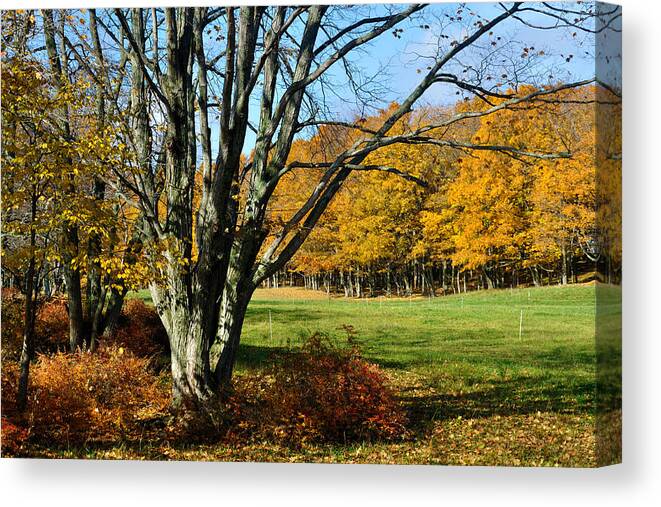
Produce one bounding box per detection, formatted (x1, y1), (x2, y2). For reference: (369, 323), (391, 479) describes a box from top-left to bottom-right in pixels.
(156, 244), (259, 404)
(167, 317), (215, 408)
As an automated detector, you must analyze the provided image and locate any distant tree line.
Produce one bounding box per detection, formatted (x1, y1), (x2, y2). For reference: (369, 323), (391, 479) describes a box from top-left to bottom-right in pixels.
(265, 86), (621, 296)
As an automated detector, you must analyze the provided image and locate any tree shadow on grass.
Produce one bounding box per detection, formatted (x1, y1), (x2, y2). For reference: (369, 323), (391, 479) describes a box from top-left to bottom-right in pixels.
(235, 343), (285, 371)
(399, 376), (596, 436)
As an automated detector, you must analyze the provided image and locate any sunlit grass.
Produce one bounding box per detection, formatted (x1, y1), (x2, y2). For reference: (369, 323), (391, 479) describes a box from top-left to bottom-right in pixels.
(239, 285), (597, 414)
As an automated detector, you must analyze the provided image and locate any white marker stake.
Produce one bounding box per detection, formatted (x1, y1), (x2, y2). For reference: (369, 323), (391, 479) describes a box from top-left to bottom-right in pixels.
(519, 309), (523, 340)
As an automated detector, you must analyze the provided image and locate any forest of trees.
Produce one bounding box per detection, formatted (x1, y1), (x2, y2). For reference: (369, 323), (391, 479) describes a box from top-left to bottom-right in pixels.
(1, 3), (621, 410)
(270, 85), (622, 297)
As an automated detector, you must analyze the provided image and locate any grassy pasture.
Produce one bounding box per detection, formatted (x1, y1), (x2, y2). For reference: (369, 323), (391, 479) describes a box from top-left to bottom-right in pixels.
(110, 284), (606, 466)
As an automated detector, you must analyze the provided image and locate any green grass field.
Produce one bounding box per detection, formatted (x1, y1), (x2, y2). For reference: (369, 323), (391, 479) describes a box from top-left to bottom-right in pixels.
(241, 285), (597, 411)
(119, 284), (610, 466)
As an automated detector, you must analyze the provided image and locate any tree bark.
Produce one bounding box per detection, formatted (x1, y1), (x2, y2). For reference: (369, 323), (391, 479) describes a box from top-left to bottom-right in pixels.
(17, 192), (39, 412)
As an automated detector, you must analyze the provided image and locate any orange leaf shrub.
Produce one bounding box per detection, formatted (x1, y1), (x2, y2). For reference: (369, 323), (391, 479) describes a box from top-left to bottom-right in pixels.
(170, 333), (407, 446)
(35, 298), (69, 350)
(0, 363), (29, 456)
(26, 346), (169, 445)
(1, 291), (71, 359)
(104, 299), (168, 360)
(1, 415), (30, 456)
(1, 293), (168, 361)
(234, 333), (407, 444)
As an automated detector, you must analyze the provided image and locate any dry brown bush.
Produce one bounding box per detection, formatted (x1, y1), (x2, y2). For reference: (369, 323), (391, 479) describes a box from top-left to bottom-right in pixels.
(13, 346), (169, 447)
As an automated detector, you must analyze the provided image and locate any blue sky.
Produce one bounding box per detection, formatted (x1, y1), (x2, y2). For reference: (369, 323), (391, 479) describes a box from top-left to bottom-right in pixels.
(235, 1), (605, 153)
